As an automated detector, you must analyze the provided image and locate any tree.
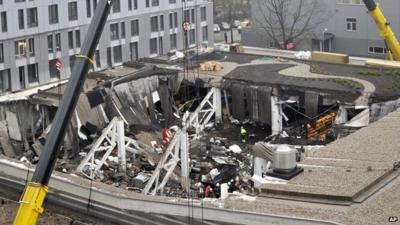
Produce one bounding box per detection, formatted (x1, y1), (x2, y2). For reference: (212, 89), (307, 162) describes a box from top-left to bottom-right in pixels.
(253, 0), (328, 49)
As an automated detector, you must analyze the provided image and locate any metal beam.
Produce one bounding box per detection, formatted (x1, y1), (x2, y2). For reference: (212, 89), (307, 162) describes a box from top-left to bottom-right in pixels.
(143, 130), (184, 195)
(76, 117), (144, 179)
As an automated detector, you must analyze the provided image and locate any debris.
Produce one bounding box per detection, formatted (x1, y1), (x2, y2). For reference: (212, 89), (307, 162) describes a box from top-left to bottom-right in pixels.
(0, 121), (16, 158)
(229, 116), (240, 125)
(211, 156), (230, 164)
(107, 156), (118, 163)
(294, 51), (311, 60)
(169, 51), (185, 61)
(228, 145), (242, 154)
(200, 61), (223, 71)
(129, 173), (151, 189)
(220, 183), (229, 199)
(5, 111), (22, 141)
(209, 168), (220, 180)
(251, 174), (287, 187)
(19, 156), (30, 164)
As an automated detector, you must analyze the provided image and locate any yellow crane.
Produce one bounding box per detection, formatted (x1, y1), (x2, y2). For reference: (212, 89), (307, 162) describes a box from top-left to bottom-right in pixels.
(363, 0), (400, 61)
(13, 1), (113, 224)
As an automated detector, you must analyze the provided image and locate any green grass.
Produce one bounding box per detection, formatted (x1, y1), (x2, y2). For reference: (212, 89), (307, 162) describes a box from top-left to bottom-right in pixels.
(327, 78), (364, 90)
(309, 64), (330, 75)
(358, 69), (400, 77)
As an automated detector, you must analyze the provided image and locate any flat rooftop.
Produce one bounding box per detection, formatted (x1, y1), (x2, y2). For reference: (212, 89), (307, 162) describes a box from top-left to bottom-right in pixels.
(177, 51), (400, 103)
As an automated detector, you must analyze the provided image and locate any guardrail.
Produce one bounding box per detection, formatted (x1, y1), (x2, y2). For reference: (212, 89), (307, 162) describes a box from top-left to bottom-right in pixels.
(0, 157), (342, 225)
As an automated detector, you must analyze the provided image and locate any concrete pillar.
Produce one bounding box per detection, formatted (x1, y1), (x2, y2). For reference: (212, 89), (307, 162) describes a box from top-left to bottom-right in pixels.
(213, 88), (223, 124)
(223, 90), (230, 117)
(271, 96), (283, 136)
(320, 40), (323, 52)
(117, 118), (126, 174)
(335, 105), (348, 124)
(254, 156), (267, 177)
(180, 130), (189, 193)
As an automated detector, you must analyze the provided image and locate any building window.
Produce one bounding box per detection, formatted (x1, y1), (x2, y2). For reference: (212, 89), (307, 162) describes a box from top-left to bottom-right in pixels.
(110, 23), (119, 40)
(151, 16), (158, 32)
(86, 0), (92, 17)
(128, 0), (132, 10)
(0, 69), (10, 92)
(170, 34), (177, 50)
(15, 40), (27, 58)
(1, 12), (7, 32)
(47, 35), (53, 53)
(169, 13), (173, 29)
(68, 31), (74, 49)
(184, 10), (190, 22)
(27, 63), (38, 83)
(95, 50), (101, 68)
(150, 38), (157, 54)
(28, 38), (35, 56)
(152, 0), (159, 7)
(201, 7), (206, 21)
(174, 12), (178, 28)
(169, 0), (176, 3)
(346, 18), (357, 31)
(18, 9), (24, 30)
(93, 0), (97, 11)
(49, 59), (60, 79)
(131, 19), (139, 36)
(19, 66), (25, 89)
(146, 0), (150, 8)
(368, 46), (387, 54)
(189, 29), (195, 45)
(27, 8), (38, 28)
(121, 22), (126, 39)
(68, 2), (78, 21)
(113, 45), (122, 63)
(202, 26), (208, 42)
(0, 43), (4, 63)
(160, 15), (164, 31)
(55, 33), (61, 51)
(48, 4), (58, 24)
(76, 30), (81, 48)
(169, 12), (179, 29)
(69, 55), (76, 71)
(113, 0), (120, 13)
(190, 8), (195, 23)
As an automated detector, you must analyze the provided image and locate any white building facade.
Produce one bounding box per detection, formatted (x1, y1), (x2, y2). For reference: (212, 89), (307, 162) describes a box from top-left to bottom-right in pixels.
(0, 0), (214, 92)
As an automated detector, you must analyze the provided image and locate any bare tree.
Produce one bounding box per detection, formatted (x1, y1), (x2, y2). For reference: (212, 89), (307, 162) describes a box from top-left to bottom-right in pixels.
(253, 0), (328, 49)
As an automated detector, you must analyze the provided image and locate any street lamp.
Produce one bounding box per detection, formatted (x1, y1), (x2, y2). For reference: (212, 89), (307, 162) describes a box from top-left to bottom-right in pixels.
(322, 28), (328, 52)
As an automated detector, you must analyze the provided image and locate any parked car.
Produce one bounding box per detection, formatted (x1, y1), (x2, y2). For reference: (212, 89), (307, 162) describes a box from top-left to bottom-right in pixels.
(221, 22), (231, 30)
(241, 19), (251, 28)
(233, 20), (241, 28)
(213, 24), (221, 33)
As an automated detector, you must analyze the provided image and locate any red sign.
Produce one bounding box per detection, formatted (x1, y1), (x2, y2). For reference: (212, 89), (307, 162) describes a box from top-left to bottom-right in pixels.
(278, 42), (296, 50)
(162, 128), (172, 144)
(55, 58), (62, 73)
(182, 21), (190, 33)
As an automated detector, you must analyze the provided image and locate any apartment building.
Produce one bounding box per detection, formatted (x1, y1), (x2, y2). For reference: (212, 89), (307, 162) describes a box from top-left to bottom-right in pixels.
(0, 0), (214, 92)
(242, 0), (400, 59)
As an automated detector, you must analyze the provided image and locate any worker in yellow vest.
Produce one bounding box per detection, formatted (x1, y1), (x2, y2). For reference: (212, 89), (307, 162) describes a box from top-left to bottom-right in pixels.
(240, 126), (247, 144)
